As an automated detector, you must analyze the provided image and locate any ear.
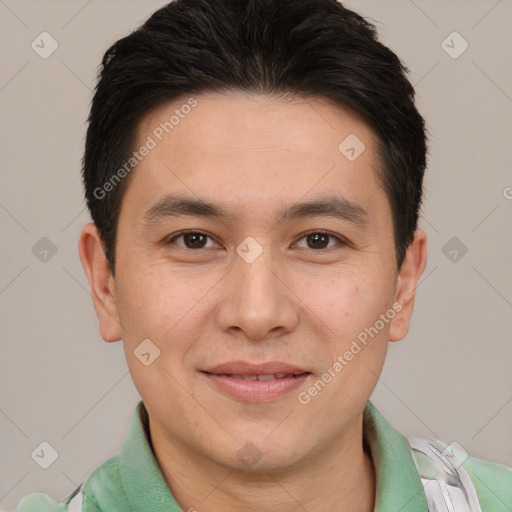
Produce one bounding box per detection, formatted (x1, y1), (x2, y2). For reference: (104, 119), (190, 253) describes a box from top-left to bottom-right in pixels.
(78, 222), (122, 343)
(389, 229), (427, 342)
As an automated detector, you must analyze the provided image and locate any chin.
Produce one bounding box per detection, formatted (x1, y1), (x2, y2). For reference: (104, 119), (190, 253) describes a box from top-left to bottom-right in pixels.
(216, 431), (311, 474)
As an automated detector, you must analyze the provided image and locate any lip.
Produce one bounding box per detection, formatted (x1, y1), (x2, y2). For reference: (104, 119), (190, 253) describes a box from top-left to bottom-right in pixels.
(201, 360), (311, 403)
(203, 360), (308, 375)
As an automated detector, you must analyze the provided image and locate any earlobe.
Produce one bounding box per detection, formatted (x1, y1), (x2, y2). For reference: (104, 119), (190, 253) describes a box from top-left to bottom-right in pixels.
(389, 229), (427, 342)
(78, 223), (122, 343)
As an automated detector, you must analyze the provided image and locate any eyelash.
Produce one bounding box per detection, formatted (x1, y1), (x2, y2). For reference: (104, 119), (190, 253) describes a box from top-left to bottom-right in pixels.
(165, 230), (347, 251)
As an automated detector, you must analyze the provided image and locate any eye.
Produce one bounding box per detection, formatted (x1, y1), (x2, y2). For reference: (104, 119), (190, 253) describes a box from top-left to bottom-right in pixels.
(294, 231), (345, 250)
(166, 230), (219, 250)
(165, 230), (346, 251)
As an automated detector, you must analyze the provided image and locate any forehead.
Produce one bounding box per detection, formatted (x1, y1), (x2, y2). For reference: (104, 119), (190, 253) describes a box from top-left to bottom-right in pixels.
(123, 91), (389, 228)
(137, 90), (377, 160)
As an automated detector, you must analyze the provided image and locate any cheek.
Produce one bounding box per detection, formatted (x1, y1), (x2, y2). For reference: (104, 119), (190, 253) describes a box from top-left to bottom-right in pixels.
(115, 262), (218, 350)
(114, 262), (166, 341)
(297, 272), (392, 409)
(294, 267), (391, 341)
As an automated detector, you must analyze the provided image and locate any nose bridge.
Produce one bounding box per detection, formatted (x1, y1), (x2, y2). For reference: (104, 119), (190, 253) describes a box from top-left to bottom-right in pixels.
(218, 240), (298, 339)
(238, 246), (280, 302)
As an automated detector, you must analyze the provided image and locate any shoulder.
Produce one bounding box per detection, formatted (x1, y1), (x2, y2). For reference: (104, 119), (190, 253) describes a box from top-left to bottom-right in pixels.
(16, 487), (102, 512)
(16, 492), (66, 512)
(464, 453), (512, 510)
(439, 437), (512, 507)
(407, 434), (512, 511)
(16, 485), (105, 512)
(15, 455), (121, 512)
(16, 404), (144, 512)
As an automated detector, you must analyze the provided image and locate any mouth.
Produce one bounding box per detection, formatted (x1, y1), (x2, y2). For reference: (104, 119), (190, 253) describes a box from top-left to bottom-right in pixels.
(205, 372), (308, 380)
(200, 361), (311, 402)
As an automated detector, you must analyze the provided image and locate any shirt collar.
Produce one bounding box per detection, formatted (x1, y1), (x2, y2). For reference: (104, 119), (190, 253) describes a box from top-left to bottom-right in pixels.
(118, 401), (182, 511)
(116, 400), (428, 511)
(363, 401), (428, 512)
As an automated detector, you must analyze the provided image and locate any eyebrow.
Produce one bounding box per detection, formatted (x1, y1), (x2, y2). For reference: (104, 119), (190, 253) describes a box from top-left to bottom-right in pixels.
(141, 194), (368, 228)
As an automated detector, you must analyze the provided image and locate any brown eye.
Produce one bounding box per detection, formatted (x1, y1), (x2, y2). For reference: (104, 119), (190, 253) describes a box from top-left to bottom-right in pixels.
(306, 233), (329, 249)
(295, 231), (344, 250)
(182, 233), (208, 248)
(167, 231), (217, 249)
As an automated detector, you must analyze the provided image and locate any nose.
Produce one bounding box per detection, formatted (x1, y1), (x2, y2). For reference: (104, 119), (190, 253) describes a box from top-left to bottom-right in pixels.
(216, 245), (299, 342)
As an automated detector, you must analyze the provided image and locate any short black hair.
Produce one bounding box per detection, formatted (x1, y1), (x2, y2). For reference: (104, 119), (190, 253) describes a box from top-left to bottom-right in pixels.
(82, 0), (428, 274)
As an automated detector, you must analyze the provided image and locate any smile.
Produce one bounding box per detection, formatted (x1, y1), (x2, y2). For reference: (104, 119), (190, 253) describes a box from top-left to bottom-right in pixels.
(201, 371), (310, 402)
(217, 373), (303, 380)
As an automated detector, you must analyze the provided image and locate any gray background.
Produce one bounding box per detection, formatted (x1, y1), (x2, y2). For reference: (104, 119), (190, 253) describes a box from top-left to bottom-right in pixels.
(1, 0), (511, 510)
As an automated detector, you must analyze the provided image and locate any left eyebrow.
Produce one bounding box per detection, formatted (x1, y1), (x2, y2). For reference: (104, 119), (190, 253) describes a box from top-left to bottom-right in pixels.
(274, 195), (369, 228)
(140, 193), (369, 229)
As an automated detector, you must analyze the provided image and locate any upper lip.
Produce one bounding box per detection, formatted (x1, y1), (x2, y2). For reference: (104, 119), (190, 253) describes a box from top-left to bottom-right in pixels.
(202, 360), (309, 375)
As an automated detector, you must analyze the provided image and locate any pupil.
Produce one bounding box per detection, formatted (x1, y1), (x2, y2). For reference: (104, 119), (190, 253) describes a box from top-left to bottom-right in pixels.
(308, 233), (328, 249)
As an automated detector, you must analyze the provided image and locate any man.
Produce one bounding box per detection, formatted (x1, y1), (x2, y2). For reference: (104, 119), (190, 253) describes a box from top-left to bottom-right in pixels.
(17, 0), (511, 510)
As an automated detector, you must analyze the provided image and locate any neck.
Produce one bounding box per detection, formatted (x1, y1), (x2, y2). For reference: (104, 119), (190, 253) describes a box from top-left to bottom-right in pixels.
(148, 412), (376, 512)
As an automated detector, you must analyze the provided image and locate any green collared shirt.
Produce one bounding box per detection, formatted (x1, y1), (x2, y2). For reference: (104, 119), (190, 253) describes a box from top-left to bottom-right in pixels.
(17, 400), (512, 511)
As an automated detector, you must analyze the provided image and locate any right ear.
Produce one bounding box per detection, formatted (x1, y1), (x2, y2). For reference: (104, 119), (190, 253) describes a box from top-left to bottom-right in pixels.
(78, 222), (122, 343)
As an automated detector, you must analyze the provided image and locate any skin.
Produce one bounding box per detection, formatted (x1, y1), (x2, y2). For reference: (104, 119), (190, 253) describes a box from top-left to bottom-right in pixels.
(79, 90), (427, 512)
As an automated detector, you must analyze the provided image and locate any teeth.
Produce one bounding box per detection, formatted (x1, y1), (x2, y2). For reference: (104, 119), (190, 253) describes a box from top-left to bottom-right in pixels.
(258, 374), (276, 381)
(219, 373), (302, 380)
(233, 374), (257, 381)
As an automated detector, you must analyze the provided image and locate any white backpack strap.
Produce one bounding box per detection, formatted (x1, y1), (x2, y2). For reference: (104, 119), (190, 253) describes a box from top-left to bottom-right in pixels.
(407, 435), (482, 512)
(60, 485), (83, 512)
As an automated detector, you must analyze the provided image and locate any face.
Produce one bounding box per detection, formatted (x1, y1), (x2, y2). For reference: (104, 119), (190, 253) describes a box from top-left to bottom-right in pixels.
(80, 90), (426, 473)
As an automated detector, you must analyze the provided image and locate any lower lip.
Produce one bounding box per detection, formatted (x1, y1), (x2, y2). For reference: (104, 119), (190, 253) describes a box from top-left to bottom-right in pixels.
(202, 372), (310, 402)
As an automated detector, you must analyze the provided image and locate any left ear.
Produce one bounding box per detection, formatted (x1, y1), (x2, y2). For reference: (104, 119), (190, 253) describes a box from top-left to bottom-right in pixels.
(389, 229), (427, 342)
